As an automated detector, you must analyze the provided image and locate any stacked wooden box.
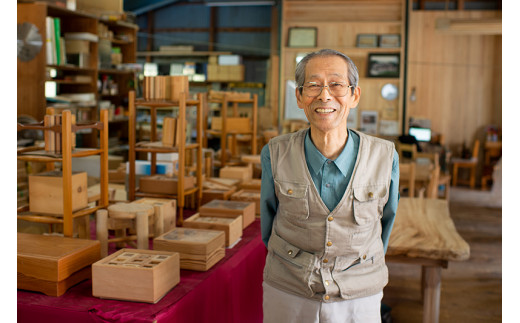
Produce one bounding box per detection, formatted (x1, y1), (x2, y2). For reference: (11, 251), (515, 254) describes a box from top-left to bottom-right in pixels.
(219, 165), (252, 184)
(231, 189), (261, 215)
(92, 248), (180, 303)
(154, 227), (225, 271)
(183, 213), (243, 247)
(199, 199), (255, 229)
(201, 177), (240, 205)
(17, 233), (100, 296)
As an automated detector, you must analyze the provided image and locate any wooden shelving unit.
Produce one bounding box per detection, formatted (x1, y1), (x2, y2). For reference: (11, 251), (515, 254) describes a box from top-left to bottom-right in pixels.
(206, 93), (258, 167)
(127, 91), (205, 226)
(17, 109), (109, 238)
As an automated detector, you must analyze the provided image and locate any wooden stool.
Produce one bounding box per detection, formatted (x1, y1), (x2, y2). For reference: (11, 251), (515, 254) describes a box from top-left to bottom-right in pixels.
(96, 203), (159, 258)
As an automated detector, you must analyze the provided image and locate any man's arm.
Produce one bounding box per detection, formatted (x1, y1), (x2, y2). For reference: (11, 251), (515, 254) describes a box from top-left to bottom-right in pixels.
(381, 150), (400, 254)
(260, 144), (278, 248)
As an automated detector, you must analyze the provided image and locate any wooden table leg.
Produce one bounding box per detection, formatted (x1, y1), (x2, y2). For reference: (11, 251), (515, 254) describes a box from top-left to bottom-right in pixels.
(422, 265), (442, 323)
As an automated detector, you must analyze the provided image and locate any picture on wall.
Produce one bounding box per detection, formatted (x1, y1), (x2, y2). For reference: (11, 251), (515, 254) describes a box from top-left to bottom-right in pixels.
(367, 53), (400, 78)
(360, 110), (378, 135)
(356, 34), (378, 48)
(378, 34), (401, 48)
(287, 27), (317, 48)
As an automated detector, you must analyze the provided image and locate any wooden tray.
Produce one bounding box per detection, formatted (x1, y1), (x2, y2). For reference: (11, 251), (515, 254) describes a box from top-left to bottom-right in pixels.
(183, 213), (242, 247)
(17, 232), (100, 282)
(92, 249), (180, 303)
(18, 266), (91, 297)
(199, 199), (255, 229)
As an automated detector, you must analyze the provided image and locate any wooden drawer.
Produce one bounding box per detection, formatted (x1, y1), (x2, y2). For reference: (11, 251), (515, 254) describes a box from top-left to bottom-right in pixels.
(92, 249), (180, 303)
(199, 199), (255, 229)
(231, 189), (261, 215)
(184, 213), (242, 247)
(28, 171), (88, 215)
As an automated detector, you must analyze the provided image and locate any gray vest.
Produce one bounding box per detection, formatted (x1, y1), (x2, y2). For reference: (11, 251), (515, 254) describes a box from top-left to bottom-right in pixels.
(264, 128), (394, 302)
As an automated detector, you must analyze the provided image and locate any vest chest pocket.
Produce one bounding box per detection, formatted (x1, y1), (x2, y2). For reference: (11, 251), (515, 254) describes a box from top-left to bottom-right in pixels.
(274, 180), (309, 220)
(352, 185), (387, 226)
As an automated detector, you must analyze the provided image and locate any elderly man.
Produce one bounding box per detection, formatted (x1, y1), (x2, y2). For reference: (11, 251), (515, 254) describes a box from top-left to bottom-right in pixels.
(260, 48), (399, 323)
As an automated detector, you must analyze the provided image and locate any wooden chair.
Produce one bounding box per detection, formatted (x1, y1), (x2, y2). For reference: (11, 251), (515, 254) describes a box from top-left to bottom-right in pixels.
(399, 162), (416, 197)
(451, 140), (480, 189)
(417, 152), (451, 200)
(397, 143), (418, 162)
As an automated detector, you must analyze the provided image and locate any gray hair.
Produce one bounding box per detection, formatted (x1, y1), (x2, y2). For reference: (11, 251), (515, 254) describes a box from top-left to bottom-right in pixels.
(295, 49), (359, 95)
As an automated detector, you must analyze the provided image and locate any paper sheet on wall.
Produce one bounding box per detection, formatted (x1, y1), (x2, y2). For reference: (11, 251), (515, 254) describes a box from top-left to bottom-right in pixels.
(379, 120), (399, 136)
(360, 110), (378, 135)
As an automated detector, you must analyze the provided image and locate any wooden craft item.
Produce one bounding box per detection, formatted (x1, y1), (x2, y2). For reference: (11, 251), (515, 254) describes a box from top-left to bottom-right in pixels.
(92, 249), (180, 303)
(240, 179), (262, 191)
(170, 75), (189, 102)
(219, 166), (252, 184)
(201, 187), (237, 205)
(131, 198), (177, 232)
(183, 213), (243, 247)
(28, 170), (88, 215)
(230, 189), (261, 215)
(139, 175), (195, 195)
(199, 199), (255, 229)
(161, 117), (176, 146)
(17, 233), (100, 296)
(179, 247), (225, 271)
(154, 227), (225, 255)
(211, 117), (252, 133)
(204, 177), (240, 190)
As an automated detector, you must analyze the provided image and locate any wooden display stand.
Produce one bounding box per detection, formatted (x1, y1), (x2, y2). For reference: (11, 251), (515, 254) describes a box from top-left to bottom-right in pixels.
(205, 93), (258, 167)
(92, 248), (180, 303)
(154, 227), (225, 271)
(17, 232), (101, 296)
(127, 90), (205, 226)
(17, 109), (109, 238)
(183, 213), (243, 247)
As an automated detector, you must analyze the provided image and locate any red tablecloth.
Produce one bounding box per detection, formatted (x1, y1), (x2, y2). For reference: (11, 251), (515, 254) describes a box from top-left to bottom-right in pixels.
(18, 219), (267, 323)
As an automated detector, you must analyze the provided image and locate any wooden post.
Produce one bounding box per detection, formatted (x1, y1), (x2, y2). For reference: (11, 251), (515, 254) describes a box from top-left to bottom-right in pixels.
(422, 265), (442, 323)
(136, 211), (149, 250)
(153, 204), (164, 237)
(96, 209), (108, 258)
(129, 91), (136, 201)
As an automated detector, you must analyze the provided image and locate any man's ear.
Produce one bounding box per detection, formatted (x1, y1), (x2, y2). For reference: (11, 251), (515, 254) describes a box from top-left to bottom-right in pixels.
(350, 86), (361, 108)
(295, 87), (304, 110)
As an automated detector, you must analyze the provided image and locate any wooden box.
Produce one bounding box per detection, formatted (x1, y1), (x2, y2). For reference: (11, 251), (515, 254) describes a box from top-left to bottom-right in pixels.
(211, 117), (251, 133)
(201, 187), (237, 205)
(240, 179), (262, 191)
(92, 249), (180, 303)
(131, 198), (177, 232)
(139, 175), (195, 195)
(184, 213), (243, 247)
(203, 177), (241, 190)
(219, 166), (252, 183)
(154, 228), (225, 271)
(29, 170), (88, 215)
(199, 199), (255, 229)
(17, 233), (100, 296)
(231, 189), (261, 215)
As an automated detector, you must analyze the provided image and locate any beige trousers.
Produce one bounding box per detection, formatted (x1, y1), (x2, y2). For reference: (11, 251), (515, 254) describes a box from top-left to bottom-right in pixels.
(263, 282), (382, 323)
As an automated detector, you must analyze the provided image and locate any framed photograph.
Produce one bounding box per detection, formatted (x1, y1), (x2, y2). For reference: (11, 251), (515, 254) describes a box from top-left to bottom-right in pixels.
(367, 53), (400, 78)
(356, 34), (378, 48)
(288, 27), (317, 48)
(378, 34), (401, 48)
(360, 110), (379, 135)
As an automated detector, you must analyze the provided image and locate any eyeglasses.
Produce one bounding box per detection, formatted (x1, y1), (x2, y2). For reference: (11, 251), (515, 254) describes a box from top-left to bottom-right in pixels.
(300, 82), (354, 98)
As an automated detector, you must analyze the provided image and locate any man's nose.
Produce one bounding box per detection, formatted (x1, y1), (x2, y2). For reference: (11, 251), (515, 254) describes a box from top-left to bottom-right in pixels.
(317, 85), (333, 101)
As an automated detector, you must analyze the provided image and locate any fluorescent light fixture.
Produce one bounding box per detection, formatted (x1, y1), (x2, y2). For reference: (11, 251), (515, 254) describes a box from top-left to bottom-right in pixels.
(205, 1), (275, 6)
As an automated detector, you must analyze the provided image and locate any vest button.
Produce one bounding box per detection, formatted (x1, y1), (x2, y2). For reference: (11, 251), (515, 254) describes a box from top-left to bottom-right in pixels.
(327, 241), (332, 247)
(325, 280), (330, 286)
(363, 254), (367, 260)
(368, 192), (374, 198)
(328, 216), (334, 221)
(288, 250), (293, 255)
(287, 189), (293, 195)
(323, 259), (328, 263)
(324, 295), (330, 300)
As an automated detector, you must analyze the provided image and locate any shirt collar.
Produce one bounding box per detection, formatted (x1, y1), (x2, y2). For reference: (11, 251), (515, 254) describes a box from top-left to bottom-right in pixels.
(304, 129), (354, 177)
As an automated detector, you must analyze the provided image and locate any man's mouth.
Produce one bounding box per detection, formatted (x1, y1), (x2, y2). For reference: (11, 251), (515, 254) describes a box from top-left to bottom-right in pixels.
(315, 108), (335, 113)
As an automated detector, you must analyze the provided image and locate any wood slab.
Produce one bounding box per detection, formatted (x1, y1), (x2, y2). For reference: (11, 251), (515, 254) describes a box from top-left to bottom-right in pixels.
(17, 232), (100, 282)
(387, 197), (470, 261)
(153, 227), (225, 256)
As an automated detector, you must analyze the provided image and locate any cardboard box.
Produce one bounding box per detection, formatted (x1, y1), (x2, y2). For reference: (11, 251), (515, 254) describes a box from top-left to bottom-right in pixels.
(154, 228), (225, 271)
(219, 166), (252, 184)
(199, 199), (255, 229)
(139, 175), (195, 195)
(231, 189), (261, 215)
(29, 171), (88, 215)
(131, 198), (177, 232)
(92, 249), (180, 303)
(184, 213), (242, 247)
(17, 233), (100, 296)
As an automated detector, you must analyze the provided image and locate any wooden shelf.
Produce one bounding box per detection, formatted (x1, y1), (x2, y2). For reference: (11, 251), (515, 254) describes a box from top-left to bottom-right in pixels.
(137, 51), (232, 57)
(47, 64), (96, 72)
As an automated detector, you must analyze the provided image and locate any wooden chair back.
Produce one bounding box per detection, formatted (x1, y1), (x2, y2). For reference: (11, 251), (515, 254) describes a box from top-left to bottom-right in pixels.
(471, 139), (480, 160)
(397, 143), (417, 161)
(399, 162), (416, 197)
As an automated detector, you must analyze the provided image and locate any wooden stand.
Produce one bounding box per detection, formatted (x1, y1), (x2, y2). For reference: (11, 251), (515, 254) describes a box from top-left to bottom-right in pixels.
(127, 91), (205, 226)
(205, 93), (258, 167)
(17, 109), (109, 238)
